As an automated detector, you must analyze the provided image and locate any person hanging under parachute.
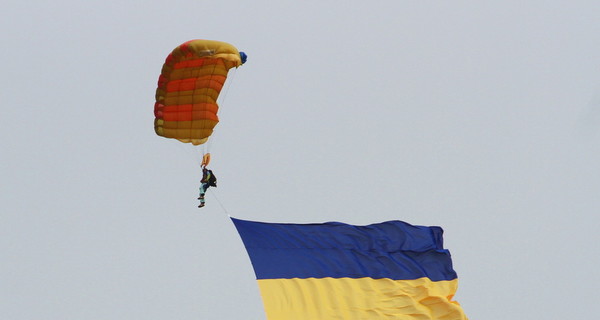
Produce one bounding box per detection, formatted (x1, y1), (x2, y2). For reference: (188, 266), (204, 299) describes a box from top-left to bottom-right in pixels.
(197, 153), (216, 208)
(198, 165), (217, 208)
(153, 39), (246, 207)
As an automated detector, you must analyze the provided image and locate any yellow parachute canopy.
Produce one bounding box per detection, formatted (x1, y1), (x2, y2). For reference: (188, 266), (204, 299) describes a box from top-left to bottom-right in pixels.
(154, 40), (246, 145)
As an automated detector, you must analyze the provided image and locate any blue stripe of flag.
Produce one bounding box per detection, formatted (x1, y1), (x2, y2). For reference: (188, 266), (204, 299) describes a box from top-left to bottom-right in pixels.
(232, 218), (457, 282)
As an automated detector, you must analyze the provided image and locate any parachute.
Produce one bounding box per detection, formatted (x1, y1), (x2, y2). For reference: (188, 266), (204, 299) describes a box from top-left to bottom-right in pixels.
(154, 39), (247, 146)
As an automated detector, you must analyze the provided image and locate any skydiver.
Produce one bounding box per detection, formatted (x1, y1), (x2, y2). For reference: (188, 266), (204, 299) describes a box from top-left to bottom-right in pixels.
(198, 166), (217, 208)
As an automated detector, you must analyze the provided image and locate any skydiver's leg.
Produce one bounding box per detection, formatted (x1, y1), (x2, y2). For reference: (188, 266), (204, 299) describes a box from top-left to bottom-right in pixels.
(198, 184), (207, 199)
(198, 184), (209, 207)
(201, 185), (210, 202)
(198, 187), (206, 208)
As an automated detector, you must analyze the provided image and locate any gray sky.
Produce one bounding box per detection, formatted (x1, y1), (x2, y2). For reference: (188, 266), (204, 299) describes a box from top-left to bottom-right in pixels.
(2, 1), (600, 319)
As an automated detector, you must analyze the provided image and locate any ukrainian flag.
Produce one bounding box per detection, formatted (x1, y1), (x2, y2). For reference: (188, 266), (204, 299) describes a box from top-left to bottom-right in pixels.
(232, 218), (468, 320)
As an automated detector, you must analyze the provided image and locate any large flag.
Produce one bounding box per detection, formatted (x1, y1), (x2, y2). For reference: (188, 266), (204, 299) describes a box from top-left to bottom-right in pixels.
(232, 218), (468, 320)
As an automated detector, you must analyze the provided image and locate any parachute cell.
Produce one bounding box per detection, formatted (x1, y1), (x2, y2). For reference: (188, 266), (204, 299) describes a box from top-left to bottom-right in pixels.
(154, 39), (246, 145)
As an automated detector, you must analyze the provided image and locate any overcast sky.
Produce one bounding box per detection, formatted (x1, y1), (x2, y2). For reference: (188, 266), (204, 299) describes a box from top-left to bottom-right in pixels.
(2, 1), (600, 319)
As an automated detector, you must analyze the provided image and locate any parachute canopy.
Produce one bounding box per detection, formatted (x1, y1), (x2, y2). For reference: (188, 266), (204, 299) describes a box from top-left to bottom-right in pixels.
(154, 40), (246, 145)
(232, 218), (468, 320)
